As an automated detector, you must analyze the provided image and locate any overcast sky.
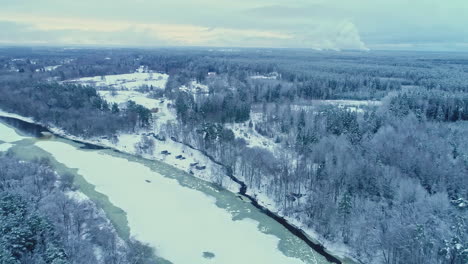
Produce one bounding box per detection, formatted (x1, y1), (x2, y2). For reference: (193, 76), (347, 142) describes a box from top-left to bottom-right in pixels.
(0, 0), (467, 51)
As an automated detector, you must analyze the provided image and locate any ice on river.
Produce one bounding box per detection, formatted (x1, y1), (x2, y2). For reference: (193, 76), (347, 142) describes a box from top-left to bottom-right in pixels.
(35, 140), (306, 264)
(0, 143), (13, 152)
(0, 122), (26, 142)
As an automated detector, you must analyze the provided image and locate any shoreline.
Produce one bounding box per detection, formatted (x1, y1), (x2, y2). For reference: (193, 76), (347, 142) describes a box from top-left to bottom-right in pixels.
(0, 110), (356, 264)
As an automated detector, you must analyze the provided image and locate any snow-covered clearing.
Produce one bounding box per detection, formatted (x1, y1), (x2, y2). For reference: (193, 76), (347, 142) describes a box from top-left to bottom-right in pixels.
(98, 91), (161, 109)
(179, 80), (210, 94)
(225, 112), (278, 153)
(94, 131), (237, 192)
(66, 71), (169, 90)
(97, 90), (178, 131)
(35, 140), (308, 264)
(36, 65), (61, 72)
(250, 72), (280, 80)
(292, 99), (381, 113)
(315, 99), (381, 107)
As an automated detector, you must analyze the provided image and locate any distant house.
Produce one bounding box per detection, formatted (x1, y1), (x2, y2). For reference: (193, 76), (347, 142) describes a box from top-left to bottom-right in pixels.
(207, 72), (217, 77)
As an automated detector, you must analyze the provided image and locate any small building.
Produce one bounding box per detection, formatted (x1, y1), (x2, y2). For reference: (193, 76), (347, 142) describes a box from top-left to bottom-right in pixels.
(151, 108), (159, 113)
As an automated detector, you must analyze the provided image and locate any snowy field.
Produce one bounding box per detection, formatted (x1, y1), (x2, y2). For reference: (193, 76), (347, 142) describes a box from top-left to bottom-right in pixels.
(292, 99), (381, 113)
(66, 68), (169, 91)
(98, 91), (161, 109)
(66, 66), (179, 131)
(97, 91), (177, 127)
(35, 140), (311, 264)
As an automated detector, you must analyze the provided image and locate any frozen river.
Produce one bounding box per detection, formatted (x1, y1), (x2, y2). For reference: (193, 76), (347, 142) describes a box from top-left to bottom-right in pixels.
(0, 119), (334, 264)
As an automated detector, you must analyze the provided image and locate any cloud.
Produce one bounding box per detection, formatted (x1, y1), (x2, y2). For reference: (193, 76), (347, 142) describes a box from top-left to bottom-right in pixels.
(295, 21), (368, 51)
(0, 13), (367, 50)
(1, 0), (468, 50)
(0, 21), (58, 44)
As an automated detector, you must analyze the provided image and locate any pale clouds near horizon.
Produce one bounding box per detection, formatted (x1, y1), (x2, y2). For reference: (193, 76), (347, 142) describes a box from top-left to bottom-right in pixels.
(0, 0), (467, 51)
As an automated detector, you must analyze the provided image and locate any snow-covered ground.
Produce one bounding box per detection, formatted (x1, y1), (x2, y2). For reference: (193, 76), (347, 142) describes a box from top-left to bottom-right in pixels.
(65, 67), (177, 130)
(98, 91), (161, 109)
(66, 66), (179, 134)
(97, 90), (177, 125)
(179, 80), (210, 94)
(0, 108), (352, 263)
(225, 112), (278, 153)
(66, 69), (169, 91)
(0, 106), (233, 191)
(98, 91), (178, 129)
(35, 65), (61, 72)
(65, 189), (127, 264)
(223, 104), (359, 262)
(315, 99), (381, 107)
(250, 72), (280, 80)
(230, 99), (380, 152)
(250, 189), (356, 263)
(95, 131), (238, 192)
(35, 140), (311, 264)
(292, 99), (381, 113)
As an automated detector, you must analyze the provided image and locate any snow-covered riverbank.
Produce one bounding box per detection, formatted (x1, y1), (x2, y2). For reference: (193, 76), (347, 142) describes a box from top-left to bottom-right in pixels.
(35, 140), (312, 264)
(0, 109), (239, 192)
(1, 116), (336, 264)
(0, 109), (355, 263)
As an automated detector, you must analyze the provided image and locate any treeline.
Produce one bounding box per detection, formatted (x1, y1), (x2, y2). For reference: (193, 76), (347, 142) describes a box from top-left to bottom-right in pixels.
(3, 47), (468, 97)
(174, 91), (250, 124)
(156, 49), (468, 102)
(0, 82), (151, 137)
(388, 88), (468, 121)
(164, 57), (403, 104)
(0, 155), (156, 264)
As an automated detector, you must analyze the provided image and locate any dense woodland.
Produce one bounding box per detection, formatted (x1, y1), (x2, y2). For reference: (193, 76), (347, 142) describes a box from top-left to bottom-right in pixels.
(0, 82), (152, 137)
(0, 47), (467, 264)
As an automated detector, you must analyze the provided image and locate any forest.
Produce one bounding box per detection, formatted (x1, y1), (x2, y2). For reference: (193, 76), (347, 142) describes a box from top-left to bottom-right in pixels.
(0, 82), (152, 137)
(0, 47), (467, 264)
